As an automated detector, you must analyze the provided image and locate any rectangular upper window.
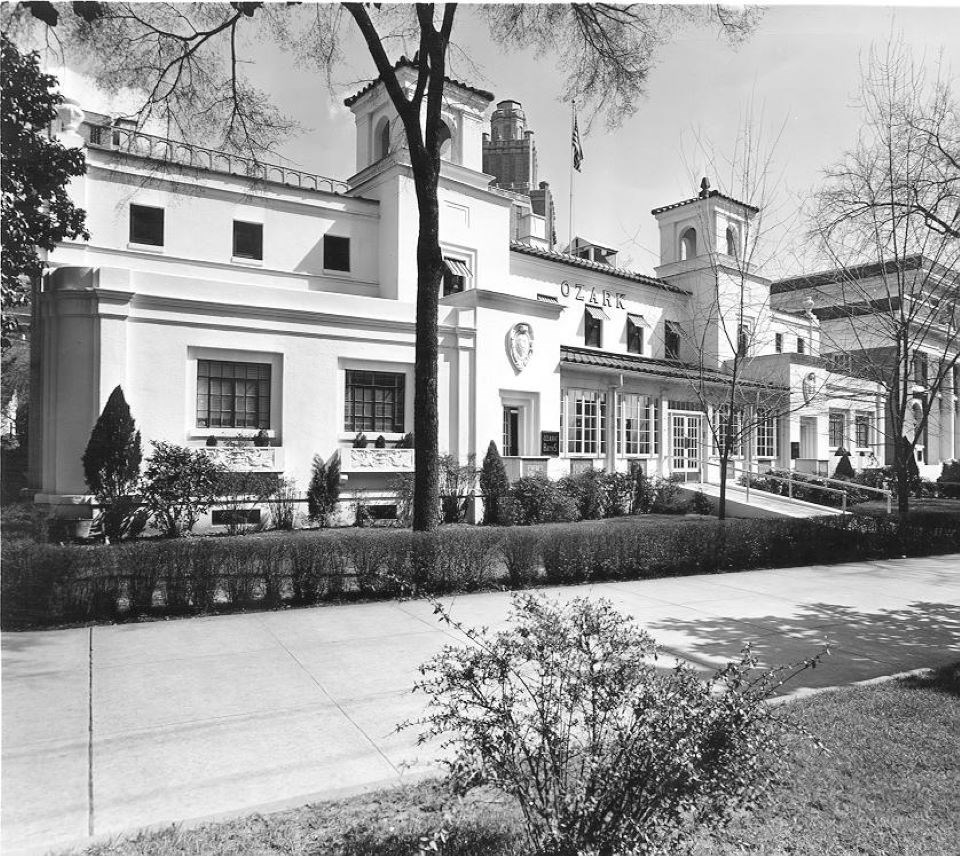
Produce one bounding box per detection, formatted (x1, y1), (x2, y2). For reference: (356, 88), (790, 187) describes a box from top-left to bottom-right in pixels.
(626, 315), (644, 355)
(797, 336), (806, 355)
(664, 321), (681, 361)
(442, 257), (471, 296)
(775, 332), (783, 353)
(855, 412), (872, 447)
(345, 370), (404, 433)
(584, 306), (605, 348)
(233, 220), (263, 260)
(829, 410), (846, 448)
(197, 360), (271, 429)
(323, 235), (351, 272)
(129, 204), (164, 247)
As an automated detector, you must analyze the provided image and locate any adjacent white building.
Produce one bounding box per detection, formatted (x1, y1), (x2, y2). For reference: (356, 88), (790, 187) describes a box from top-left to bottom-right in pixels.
(32, 67), (909, 522)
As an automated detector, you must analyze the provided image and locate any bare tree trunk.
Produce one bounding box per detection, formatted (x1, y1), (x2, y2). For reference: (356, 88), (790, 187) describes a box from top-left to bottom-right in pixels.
(718, 454), (727, 520)
(412, 155), (442, 531)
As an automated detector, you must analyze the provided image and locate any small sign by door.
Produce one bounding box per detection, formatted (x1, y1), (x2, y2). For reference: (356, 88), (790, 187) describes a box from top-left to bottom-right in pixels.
(540, 431), (560, 457)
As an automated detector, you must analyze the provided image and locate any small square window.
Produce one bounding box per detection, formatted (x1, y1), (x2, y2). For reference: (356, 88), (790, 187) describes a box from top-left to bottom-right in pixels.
(442, 258), (471, 296)
(324, 235), (351, 272)
(233, 221), (263, 260)
(129, 204), (164, 246)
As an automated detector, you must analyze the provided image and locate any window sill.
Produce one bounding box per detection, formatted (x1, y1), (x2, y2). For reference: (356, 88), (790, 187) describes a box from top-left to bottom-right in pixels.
(127, 242), (164, 253)
(190, 428), (277, 440)
(231, 256), (263, 267)
(322, 268), (353, 278)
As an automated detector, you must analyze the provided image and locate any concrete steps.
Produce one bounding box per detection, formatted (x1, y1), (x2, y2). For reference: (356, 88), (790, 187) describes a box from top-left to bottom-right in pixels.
(680, 481), (844, 519)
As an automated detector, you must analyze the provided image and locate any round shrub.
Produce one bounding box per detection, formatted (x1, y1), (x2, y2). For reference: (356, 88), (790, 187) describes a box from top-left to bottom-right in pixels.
(509, 474), (579, 526)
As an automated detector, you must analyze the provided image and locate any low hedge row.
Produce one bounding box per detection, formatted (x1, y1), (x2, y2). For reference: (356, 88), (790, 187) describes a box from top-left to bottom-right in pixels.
(3, 513), (959, 629)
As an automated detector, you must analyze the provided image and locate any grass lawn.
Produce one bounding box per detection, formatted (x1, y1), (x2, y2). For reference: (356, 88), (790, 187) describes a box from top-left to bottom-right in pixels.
(77, 665), (960, 856)
(852, 496), (960, 518)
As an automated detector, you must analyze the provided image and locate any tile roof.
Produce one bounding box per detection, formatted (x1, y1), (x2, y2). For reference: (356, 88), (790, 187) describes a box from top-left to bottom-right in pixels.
(651, 189), (760, 216)
(772, 255), (934, 293)
(344, 56), (495, 107)
(560, 345), (785, 391)
(510, 242), (689, 295)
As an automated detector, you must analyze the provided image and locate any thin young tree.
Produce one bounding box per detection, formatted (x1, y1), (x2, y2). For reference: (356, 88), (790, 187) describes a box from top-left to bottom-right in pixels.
(11, 2), (761, 529)
(670, 109), (822, 519)
(807, 37), (959, 513)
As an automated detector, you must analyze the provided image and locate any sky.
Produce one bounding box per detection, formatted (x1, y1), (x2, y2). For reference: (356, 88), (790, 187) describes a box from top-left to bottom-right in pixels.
(49, 3), (960, 280)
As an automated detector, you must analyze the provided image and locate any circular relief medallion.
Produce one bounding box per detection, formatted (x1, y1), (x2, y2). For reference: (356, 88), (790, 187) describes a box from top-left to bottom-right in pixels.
(508, 322), (534, 372)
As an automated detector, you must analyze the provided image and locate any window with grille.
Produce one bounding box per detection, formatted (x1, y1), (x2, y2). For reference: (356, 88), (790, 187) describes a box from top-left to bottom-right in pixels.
(618, 394), (659, 455)
(913, 351), (928, 385)
(563, 389), (606, 456)
(829, 410), (846, 448)
(855, 413), (872, 447)
(665, 321), (681, 360)
(344, 370), (405, 433)
(715, 405), (743, 456)
(755, 411), (777, 458)
(196, 360), (271, 429)
(323, 235), (351, 272)
(129, 204), (164, 246)
(233, 221), (263, 260)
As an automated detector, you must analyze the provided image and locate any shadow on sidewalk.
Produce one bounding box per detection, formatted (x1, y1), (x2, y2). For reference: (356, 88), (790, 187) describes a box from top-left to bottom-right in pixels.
(641, 601), (960, 692)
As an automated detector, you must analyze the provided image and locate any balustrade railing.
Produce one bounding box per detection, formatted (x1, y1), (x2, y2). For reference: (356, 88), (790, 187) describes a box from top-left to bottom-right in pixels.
(87, 124), (350, 194)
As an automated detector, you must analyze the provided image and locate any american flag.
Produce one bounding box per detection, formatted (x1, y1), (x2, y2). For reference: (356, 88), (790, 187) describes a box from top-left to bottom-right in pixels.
(572, 113), (584, 172)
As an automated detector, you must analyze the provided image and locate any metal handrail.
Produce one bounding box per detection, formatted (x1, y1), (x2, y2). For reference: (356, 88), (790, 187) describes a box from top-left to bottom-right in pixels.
(89, 124), (351, 194)
(734, 460), (852, 514)
(783, 467), (893, 514)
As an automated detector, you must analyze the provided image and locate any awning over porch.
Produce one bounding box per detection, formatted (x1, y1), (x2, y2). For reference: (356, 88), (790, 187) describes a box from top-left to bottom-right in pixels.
(560, 345), (786, 393)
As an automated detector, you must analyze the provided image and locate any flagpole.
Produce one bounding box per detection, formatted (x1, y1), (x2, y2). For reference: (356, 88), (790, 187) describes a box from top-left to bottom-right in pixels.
(568, 100), (575, 252)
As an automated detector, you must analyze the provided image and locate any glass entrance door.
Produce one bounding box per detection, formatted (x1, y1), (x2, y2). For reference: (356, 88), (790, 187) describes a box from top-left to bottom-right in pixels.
(671, 413), (701, 478)
(503, 406), (520, 457)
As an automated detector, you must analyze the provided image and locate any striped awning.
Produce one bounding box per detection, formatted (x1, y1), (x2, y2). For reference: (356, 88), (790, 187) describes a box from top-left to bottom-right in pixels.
(627, 313), (647, 327)
(585, 305), (610, 321)
(443, 258), (471, 278)
(536, 293), (560, 304)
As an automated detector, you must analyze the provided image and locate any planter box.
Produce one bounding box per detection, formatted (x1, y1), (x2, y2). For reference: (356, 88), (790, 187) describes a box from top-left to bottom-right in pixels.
(340, 447), (415, 473)
(202, 446), (283, 472)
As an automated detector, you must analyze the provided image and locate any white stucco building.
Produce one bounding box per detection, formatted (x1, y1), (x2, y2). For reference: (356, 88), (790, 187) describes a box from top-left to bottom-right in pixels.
(32, 64), (911, 522)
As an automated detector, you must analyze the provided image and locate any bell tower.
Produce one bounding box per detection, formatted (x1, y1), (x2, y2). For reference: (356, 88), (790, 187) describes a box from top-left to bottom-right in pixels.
(651, 178), (768, 366)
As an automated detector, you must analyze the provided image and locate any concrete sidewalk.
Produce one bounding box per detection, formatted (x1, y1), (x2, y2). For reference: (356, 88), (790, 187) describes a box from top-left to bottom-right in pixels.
(3, 554), (959, 855)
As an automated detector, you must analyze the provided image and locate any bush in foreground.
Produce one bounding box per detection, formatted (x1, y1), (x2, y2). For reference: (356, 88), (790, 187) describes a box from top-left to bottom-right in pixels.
(410, 594), (819, 856)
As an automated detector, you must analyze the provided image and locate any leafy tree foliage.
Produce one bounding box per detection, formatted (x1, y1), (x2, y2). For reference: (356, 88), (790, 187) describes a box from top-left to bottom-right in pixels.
(1, 33), (88, 347)
(141, 441), (224, 537)
(81, 385), (144, 541)
(410, 594), (820, 856)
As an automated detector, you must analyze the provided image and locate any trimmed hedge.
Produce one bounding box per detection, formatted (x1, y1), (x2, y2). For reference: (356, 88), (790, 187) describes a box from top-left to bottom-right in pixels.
(3, 513), (959, 629)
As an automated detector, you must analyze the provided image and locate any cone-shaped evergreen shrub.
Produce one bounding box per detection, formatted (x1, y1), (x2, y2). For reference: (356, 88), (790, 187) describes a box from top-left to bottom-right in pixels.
(833, 451), (855, 480)
(83, 385), (142, 499)
(480, 441), (511, 525)
(82, 386), (144, 541)
(307, 453), (342, 526)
